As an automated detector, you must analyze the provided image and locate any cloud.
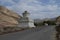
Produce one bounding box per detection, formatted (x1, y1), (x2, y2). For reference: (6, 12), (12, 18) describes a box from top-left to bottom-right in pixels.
(0, 0), (60, 19)
(0, 0), (15, 6)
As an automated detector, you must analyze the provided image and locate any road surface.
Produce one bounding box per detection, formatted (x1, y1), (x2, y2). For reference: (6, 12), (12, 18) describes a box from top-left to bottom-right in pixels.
(0, 26), (56, 40)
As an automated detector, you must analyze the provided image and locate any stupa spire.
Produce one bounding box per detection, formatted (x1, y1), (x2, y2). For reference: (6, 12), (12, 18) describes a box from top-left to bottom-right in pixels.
(23, 11), (30, 17)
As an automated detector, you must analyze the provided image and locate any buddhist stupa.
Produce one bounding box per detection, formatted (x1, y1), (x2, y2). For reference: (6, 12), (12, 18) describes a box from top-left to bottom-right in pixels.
(18, 11), (35, 28)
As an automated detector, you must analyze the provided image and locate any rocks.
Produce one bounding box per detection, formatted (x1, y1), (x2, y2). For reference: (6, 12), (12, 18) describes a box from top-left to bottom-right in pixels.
(55, 16), (60, 40)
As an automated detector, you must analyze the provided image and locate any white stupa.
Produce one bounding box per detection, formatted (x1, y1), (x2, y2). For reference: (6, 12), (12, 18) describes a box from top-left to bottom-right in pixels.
(18, 11), (35, 28)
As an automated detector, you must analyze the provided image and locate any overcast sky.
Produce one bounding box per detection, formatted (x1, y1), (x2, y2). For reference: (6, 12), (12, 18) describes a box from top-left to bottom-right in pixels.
(0, 0), (60, 19)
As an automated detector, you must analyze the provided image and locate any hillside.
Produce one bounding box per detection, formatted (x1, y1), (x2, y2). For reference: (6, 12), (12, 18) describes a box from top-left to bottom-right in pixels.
(0, 6), (21, 27)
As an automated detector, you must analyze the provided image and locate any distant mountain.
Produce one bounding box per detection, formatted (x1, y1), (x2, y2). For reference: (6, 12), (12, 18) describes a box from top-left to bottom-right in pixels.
(0, 6), (21, 27)
(34, 18), (56, 23)
(42, 18), (56, 21)
(34, 19), (43, 23)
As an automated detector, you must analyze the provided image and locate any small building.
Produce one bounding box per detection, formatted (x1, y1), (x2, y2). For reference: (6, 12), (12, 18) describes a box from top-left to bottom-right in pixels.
(18, 11), (35, 28)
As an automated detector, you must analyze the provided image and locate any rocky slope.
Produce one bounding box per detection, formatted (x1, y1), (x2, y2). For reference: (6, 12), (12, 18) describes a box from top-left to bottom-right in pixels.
(0, 6), (21, 27)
